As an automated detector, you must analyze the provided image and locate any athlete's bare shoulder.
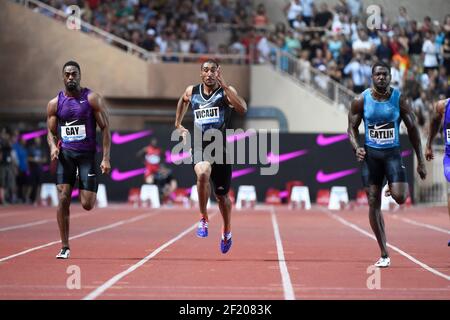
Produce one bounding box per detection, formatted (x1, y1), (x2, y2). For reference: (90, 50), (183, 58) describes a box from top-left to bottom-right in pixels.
(350, 94), (364, 114)
(183, 85), (194, 101)
(435, 98), (449, 115)
(47, 96), (58, 115)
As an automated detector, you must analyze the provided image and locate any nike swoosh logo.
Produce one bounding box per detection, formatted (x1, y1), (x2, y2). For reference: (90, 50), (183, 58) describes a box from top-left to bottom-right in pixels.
(65, 120), (78, 126)
(80, 100), (87, 103)
(374, 123), (390, 130)
(316, 134), (348, 146)
(111, 168), (146, 181)
(87, 174), (96, 177)
(21, 129), (48, 141)
(267, 149), (308, 164)
(316, 168), (358, 183)
(231, 168), (257, 179)
(226, 131), (256, 143)
(199, 102), (214, 109)
(165, 150), (191, 163)
(112, 130), (152, 144)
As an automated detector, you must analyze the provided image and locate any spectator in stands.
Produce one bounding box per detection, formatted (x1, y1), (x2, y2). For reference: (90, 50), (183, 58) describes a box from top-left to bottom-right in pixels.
(0, 128), (16, 205)
(253, 3), (269, 28)
(284, 0), (303, 28)
(352, 29), (375, 56)
(390, 59), (403, 90)
(376, 34), (393, 63)
(27, 136), (47, 206)
(313, 2), (333, 30)
(344, 53), (371, 93)
(301, 0), (315, 26)
(397, 6), (410, 29)
(12, 132), (30, 204)
(423, 31), (440, 73)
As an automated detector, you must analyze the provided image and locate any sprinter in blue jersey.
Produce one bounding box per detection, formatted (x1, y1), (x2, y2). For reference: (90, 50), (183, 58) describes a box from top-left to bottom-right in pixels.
(425, 97), (450, 246)
(347, 61), (427, 267)
(47, 61), (111, 259)
(175, 59), (247, 254)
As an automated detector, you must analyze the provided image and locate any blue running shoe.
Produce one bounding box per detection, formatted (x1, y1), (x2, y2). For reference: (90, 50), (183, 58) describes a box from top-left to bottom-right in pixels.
(220, 232), (232, 254)
(196, 218), (208, 238)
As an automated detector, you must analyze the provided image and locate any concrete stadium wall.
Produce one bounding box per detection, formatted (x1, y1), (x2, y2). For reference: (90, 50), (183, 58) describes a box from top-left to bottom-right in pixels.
(250, 65), (348, 133)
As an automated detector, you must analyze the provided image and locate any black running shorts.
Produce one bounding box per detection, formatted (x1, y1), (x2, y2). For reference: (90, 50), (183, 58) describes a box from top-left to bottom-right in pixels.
(56, 149), (98, 192)
(361, 145), (407, 187)
(191, 139), (232, 196)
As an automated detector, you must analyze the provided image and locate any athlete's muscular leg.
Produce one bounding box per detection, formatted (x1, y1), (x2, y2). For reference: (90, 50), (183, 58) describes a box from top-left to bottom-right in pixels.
(57, 184), (73, 248)
(216, 194), (231, 234)
(80, 190), (96, 211)
(388, 182), (408, 205)
(366, 185), (389, 258)
(194, 161), (212, 220)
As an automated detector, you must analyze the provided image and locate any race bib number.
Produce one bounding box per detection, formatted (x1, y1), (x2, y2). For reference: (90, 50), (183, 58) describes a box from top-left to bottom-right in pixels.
(447, 129), (450, 143)
(368, 122), (395, 145)
(194, 107), (220, 125)
(61, 124), (86, 142)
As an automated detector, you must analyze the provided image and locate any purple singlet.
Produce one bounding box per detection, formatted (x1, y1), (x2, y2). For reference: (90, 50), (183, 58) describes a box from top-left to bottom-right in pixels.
(56, 88), (96, 152)
(442, 99), (450, 181)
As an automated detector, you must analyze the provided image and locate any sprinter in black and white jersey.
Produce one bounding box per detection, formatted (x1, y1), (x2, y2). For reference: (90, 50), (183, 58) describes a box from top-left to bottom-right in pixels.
(175, 59), (247, 254)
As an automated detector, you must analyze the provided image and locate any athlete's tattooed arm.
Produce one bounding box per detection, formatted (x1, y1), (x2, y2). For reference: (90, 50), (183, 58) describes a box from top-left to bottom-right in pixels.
(425, 99), (447, 161)
(46, 97), (59, 161)
(216, 66), (247, 115)
(175, 86), (193, 144)
(347, 96), (366, 162)
(400, 94), (427, 180)
(89, 92), (111, 175)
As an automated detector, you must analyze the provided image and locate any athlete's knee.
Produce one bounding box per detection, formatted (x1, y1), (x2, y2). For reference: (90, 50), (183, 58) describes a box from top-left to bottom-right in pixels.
(81, 198), (95, 211)
(215, 194), (230, 204)
(57, 192), (71, 208)
(391, 192), (407, 205)
(197, 171), (210, 183)
(367, 192), (381, 208)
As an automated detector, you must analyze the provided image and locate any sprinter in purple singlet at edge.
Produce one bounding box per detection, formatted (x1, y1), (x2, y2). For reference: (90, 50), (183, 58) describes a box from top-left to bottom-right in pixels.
(46, 61), (111, 259)
(425, 97), (450, 246)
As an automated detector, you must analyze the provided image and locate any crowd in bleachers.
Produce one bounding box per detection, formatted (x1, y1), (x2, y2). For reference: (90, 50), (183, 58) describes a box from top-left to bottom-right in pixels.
(31, 0), (450, 135)
(254, 0), (450, 135)
(0, 126), (48, 205)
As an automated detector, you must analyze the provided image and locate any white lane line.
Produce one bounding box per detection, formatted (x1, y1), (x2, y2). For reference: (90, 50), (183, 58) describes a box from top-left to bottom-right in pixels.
(0, 211), (161, 263)
(390, 214), (450, 235)
(270, 206), (296, 300)
(0, 212), (89, 232)
(83, 212), (218, 300)
(319, 208), (450, 281)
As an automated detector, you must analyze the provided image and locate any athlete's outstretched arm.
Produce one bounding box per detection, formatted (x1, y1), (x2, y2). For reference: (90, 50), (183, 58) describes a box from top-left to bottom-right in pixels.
(175, 86), (193, 144)
(89, 92), (111, 175)
(400, 94), (427, 180)
(216, 67), (247, 115)
(347, 96), (365, 161)
(46, 98), (59, 161)
(425, 99), (446, 161)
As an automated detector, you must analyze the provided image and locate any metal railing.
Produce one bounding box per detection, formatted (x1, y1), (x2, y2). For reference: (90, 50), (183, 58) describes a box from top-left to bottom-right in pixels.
(262, 41), (356, 111)
(18, 0), (248, 64)
(416, 144), (447, 205)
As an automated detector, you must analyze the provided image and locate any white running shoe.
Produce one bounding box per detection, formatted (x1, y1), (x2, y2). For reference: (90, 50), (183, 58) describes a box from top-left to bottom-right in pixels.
(56, 247), (70, 259)
(374, 257), (390, 268)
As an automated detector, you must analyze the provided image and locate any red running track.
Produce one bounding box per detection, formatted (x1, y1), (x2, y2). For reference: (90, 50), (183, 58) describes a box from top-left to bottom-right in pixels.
(0, 204), (448, 300)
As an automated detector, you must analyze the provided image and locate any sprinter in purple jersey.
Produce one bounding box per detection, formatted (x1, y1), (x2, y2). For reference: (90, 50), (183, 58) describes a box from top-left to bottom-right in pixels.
(46, 61), (111, 259)
(425, 97), (450, 246)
